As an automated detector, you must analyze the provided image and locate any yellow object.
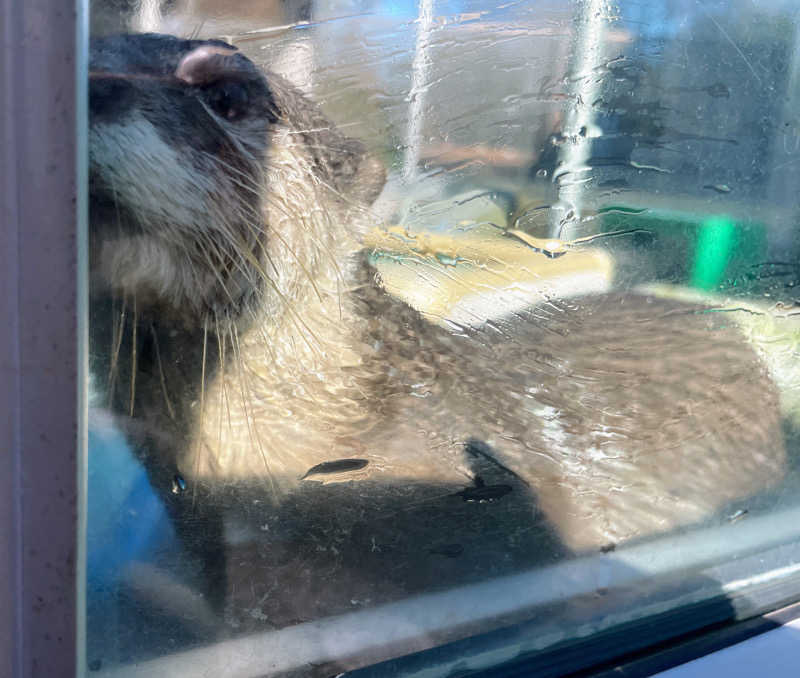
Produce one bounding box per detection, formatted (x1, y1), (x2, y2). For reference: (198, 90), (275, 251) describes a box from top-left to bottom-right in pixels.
(365, 225), (615, 328)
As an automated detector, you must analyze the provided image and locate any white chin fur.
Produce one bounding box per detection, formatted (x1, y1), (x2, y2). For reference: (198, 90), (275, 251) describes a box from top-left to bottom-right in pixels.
(90, 114), (214, 231)
(91, 114), (237, 316)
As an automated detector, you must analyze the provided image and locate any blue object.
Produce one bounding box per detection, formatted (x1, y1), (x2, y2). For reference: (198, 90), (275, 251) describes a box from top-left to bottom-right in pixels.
(87, 416), (176, 594)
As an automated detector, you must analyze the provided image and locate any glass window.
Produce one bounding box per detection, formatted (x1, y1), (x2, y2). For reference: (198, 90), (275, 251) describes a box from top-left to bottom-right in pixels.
(85, 0), (800, 675)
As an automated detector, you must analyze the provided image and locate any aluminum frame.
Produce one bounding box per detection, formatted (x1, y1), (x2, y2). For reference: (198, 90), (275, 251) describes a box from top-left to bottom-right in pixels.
(0, 0), (87, 676)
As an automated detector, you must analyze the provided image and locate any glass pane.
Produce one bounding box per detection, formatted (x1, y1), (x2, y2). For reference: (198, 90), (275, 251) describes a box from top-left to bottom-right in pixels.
(86, 0), (800, 675)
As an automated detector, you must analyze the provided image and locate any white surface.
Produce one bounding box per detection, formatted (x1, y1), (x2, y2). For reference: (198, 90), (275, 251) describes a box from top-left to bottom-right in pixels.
(654, 617), (800, 678)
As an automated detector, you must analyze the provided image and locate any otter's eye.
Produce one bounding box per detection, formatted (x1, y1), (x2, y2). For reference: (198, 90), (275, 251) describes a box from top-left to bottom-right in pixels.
(205, 81), (249, 121)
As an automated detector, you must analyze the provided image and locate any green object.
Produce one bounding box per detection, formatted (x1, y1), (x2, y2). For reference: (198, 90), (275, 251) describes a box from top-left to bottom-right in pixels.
(691, 216), (737, 291)
(598, 206), (767, 291)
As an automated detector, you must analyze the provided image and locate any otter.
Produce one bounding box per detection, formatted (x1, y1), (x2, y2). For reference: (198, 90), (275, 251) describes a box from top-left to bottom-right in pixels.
(89, 33), (786, 636)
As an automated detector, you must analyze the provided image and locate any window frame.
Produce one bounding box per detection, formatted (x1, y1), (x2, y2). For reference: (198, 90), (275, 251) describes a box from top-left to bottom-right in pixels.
(0, 0), (87, 676)
(84, 505), (800, 677)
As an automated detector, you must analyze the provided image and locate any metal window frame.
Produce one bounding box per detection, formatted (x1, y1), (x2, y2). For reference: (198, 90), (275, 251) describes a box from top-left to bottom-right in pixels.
(88, 502), (800, 677)
(0, 0), (87, 677)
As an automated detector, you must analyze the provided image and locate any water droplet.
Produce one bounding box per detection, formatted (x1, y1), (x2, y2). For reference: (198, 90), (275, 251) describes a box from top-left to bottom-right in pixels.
(703, 183), (732, 194)
(728, 508), (749, 523)
(171, 474), (186, 494)
(435, 252), (459, 266)
(706, 82), (730, 99)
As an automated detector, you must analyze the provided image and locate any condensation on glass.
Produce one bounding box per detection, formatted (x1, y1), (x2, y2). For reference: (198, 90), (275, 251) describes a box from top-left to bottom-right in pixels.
(85, 1), (800, 676)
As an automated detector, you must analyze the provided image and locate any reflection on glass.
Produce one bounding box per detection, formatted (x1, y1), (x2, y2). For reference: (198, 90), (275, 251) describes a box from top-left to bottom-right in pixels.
(86, 0), (800, 675)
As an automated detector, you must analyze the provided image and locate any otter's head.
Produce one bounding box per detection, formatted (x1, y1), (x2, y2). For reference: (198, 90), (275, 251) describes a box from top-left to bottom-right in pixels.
(90, 33), (386, 333)
(90, 33), (279, 327)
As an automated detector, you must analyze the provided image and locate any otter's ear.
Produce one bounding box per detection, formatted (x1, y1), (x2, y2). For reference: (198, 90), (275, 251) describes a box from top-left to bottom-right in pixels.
(175, 44), (240, 85)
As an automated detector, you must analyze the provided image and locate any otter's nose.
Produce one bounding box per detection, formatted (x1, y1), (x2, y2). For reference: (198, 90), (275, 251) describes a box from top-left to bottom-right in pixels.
(89, 75), (136, 120)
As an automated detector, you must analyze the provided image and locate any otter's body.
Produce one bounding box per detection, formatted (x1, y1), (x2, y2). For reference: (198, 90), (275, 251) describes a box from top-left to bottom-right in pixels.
(189, 258), (784, 550)
(89, 34), (785, 628)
